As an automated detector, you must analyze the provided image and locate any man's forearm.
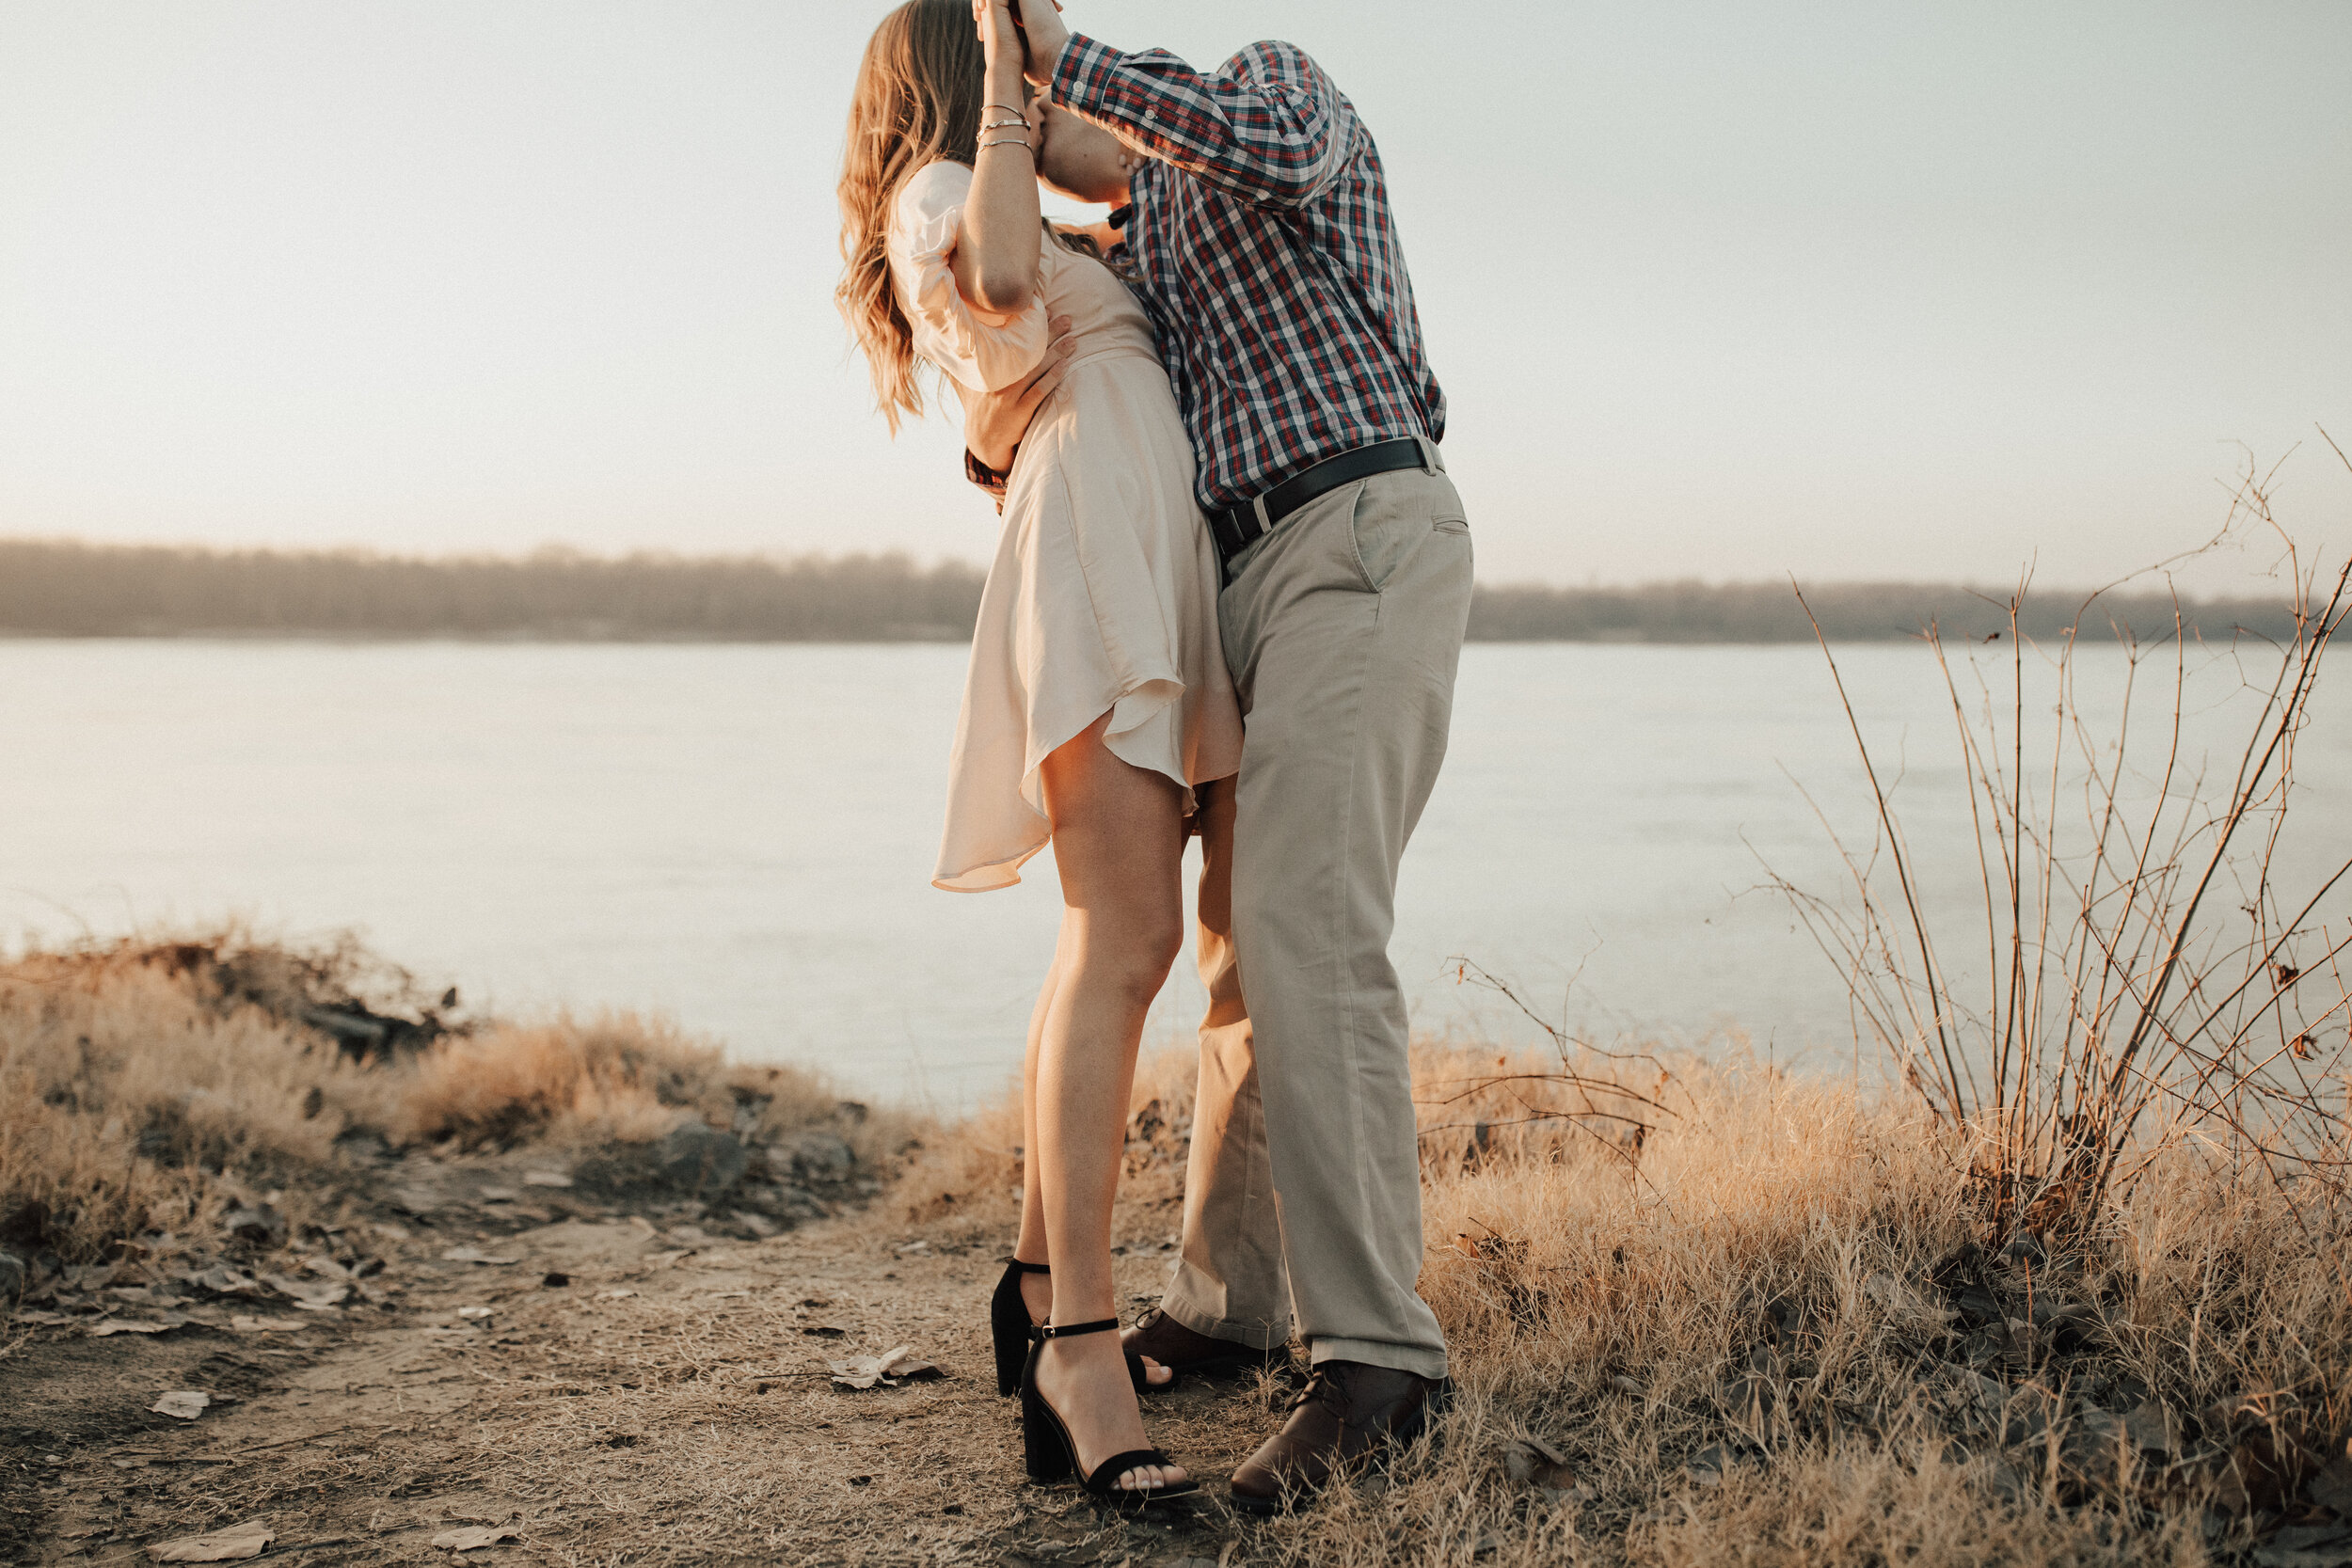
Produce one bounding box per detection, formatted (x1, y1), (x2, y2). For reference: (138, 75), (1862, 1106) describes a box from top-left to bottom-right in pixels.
(1047, 34), (1343, 207)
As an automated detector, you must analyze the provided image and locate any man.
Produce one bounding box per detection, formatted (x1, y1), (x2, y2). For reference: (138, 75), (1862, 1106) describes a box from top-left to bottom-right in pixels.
(964, 5), (1472, 1512)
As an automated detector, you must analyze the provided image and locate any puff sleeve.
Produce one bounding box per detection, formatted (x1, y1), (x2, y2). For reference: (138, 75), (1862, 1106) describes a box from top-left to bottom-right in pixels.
(887, 160), (1049, 394)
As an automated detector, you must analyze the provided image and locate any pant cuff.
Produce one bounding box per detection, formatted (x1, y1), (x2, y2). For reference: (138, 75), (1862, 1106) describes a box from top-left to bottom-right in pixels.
(1156, 1288), (1291, 1353)
(1309, 1336), (1449, 1382)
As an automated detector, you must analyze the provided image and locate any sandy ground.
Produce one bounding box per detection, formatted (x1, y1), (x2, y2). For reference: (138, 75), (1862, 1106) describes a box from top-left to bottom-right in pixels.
(3, 1206), (1306, 1568)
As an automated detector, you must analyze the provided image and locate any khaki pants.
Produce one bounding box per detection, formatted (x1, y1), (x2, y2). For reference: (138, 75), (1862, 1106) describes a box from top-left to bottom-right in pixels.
(1161, 454), (1471, 1381)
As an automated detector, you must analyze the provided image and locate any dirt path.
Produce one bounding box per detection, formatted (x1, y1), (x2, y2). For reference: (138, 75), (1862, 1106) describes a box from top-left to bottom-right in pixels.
(7, 1212), (1287, 1567)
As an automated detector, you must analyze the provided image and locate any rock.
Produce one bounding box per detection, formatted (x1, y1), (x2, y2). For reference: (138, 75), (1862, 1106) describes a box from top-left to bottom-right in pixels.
(1686, 1442), (1747, 1486)
(2253, 1524), (2352, 1568)
(784, 1128), (856, 1185)
(2003, 1382), (2064, 1446)
(660, 1121), (749, 1195)
(729, 1095), (772, 1138)
(220, 1203), (285, 1249)
(2308, 1442), (2352, 1514)
(1865, 1270), (1959, 1329)
(2122, 1401), (2176, 1457)
(2028, 1297), (2101, 1351)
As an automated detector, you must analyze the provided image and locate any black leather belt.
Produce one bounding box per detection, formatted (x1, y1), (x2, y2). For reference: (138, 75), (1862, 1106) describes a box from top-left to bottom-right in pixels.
(1205, 437), (1430, 567)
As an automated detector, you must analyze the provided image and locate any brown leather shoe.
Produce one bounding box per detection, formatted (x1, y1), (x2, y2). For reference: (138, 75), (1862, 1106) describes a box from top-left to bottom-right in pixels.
(1228, 1360), (1443, 1513)
(1120, 1307), (1289, 1388)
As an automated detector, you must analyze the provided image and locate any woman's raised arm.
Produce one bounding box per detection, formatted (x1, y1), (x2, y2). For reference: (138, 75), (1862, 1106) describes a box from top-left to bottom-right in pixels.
(953, 0), (1043, 315)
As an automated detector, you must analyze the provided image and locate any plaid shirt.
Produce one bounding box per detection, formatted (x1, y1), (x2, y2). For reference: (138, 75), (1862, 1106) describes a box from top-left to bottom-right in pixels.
(1040, 34), (1445, 515)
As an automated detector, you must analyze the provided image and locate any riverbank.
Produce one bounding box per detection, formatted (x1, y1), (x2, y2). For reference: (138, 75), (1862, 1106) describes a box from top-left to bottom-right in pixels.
(0, 538), (2295, 643)
(3, 935), (2345, 1566)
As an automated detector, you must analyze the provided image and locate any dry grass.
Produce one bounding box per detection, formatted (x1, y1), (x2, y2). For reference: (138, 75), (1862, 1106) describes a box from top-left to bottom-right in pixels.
(0, 931), (910, 1267)
(893, 1034), (2349, 1566)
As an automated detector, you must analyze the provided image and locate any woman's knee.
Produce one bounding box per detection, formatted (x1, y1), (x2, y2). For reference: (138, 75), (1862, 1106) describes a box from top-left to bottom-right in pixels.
(1070, 911), (1184, 1002)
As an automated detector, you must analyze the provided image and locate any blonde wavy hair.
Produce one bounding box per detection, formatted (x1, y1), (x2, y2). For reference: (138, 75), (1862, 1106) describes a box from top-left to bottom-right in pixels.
(836, 0), (987, 434)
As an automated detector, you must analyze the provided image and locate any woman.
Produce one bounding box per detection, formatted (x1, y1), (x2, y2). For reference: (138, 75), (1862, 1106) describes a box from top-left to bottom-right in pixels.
(835, 0), (1240, 1504)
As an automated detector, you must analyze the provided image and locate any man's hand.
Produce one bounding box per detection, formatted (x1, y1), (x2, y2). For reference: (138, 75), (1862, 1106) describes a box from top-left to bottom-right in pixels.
(958, 316), (1073, 472)
(1010, 0), (1071, 87)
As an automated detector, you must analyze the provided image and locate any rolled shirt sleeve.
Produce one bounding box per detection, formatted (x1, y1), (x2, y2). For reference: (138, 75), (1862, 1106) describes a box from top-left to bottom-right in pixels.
(1051, 35), (1350, 209)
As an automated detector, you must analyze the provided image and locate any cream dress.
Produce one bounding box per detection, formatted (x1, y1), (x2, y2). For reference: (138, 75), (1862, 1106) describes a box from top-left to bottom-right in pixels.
(891, 160), (1242, 892)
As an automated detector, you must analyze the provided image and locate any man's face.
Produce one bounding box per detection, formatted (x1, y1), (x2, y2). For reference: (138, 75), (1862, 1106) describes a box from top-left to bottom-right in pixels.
(1033, 100), (1132, 207)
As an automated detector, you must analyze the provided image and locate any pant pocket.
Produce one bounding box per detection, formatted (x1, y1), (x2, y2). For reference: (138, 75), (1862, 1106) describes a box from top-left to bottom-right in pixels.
(1348, 483), (1430, 593)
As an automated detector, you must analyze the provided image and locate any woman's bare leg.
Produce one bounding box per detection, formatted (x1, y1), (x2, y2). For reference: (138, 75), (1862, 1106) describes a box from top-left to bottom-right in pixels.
(1031, 711), (1189, 1490)
(1010, 910), (1171, 1386)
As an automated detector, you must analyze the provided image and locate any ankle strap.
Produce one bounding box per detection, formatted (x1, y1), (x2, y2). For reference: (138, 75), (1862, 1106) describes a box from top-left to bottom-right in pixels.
(1003, 1258), (1051, 1275)
(1036, 1316), (1120, 1339)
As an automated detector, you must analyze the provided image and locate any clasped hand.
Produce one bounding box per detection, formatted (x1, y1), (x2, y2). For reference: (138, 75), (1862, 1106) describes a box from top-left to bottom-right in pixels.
(971, 0), (1070, 85)
(958, 316), (1075, 474)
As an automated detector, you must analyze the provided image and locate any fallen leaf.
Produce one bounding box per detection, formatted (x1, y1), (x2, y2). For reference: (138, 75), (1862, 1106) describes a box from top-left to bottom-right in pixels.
(456, 1307), (495, 1321)
(150, 1391), (212, 1420)
(830, 1344), (941, 1389)
(92, 1314), (189, 1337)
(262, 1273), (350, 1310)
(831, 1355), (888, 1390)
(521, 1171), (573, 1188)
(430, 1525), (522, 1551)
(439, 1247), (519, 1266)
(1687, 1441), (1757, 1486)
(1502, 1435), (1596, 1502)
(594, 1288), (636, 1302)
(1864, 1271), (1959, 1326)
(878, 1345), (943, 1381)
(146, 1524), (275, 1561)
(178, 1266), (266, 1298)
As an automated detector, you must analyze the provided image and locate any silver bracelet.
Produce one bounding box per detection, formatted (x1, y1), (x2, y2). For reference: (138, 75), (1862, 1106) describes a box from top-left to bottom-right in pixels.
(977, 136), (1034, 153)
(984, 102), (1026, 118)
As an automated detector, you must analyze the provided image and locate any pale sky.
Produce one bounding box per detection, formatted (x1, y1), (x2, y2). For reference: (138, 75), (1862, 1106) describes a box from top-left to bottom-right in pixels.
(1, 1), (2346, 589)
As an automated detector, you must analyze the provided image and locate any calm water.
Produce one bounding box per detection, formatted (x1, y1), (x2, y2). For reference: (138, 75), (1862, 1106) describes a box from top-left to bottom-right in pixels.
(5, 639), (2345, 1107)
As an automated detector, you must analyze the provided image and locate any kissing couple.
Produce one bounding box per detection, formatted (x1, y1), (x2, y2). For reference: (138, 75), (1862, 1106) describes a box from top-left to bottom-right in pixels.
(837, 0), (1472, 1513)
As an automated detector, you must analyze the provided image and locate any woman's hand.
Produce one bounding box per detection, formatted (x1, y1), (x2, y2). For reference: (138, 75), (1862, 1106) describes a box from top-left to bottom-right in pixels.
(1010, 0), (1071, 86)
(958, 316), (1074, 473)
(972, 0), (1023, 78)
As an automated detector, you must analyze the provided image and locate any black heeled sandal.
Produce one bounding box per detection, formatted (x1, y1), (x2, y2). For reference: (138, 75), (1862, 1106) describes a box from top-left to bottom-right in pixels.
(990, 1259), (1174, 1397)
(991, 1259), (1052, 1396)
(1019, 1318), (1199, 1506)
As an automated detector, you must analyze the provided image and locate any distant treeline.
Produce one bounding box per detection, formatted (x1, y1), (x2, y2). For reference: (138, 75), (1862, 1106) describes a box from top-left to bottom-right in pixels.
(0, 539), (2298, 644)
